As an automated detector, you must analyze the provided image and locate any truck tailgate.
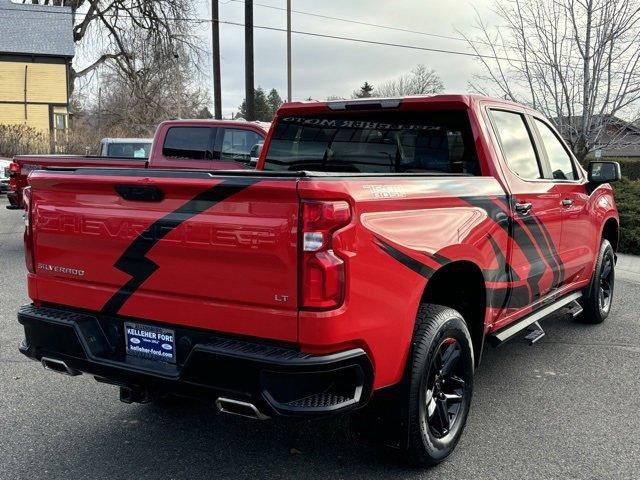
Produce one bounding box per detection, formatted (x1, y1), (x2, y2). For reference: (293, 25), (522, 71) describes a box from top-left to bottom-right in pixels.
(28, 170), (300, 342)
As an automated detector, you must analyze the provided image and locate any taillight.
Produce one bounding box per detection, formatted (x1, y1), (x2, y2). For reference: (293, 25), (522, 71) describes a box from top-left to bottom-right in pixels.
(300, 200), (351, 310)
(9, 161), (19, 190)
(23, 186), (34, 273)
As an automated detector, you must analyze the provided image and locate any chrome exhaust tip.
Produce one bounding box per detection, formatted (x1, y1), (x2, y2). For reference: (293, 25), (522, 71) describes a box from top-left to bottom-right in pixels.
(40, 357), (81, 376)
(215, 397), (269, 420)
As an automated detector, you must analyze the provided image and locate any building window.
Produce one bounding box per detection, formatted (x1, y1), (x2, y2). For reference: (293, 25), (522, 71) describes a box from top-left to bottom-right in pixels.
(53, 112), (67, 141)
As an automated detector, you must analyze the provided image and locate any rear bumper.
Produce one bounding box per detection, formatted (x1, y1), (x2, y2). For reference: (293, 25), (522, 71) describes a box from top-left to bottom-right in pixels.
(18, 304), (373, 417)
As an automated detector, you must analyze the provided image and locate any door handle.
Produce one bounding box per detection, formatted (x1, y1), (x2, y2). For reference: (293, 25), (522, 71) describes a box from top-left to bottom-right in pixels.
(514, 202), (533, 215)
(562, 199), (573, 207)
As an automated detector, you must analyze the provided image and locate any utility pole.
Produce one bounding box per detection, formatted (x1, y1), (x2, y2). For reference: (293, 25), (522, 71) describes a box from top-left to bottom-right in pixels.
(211, 0), (222, 119)
(287, 0), (292, 102)
(244, 0), (255, 120)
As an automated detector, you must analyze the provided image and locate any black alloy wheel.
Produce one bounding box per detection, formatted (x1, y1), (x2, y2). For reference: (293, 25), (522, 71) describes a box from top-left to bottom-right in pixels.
(422, 337), (467, 438)
(598, 254), (614, 313)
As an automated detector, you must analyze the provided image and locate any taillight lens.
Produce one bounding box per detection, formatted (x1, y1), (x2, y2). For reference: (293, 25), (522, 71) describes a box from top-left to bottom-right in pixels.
(300, 200), (351, 310)
(9, 161), (19, 189)
(23, 186), (34, 273)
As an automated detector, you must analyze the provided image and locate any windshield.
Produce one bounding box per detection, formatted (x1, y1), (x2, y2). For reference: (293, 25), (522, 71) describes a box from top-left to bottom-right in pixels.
(263, 111), (479, 174)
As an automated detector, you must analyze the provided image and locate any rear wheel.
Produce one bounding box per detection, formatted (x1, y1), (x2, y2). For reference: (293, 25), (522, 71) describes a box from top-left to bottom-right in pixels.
(580, 239), (615, 324)
(404, 304), (474, 466)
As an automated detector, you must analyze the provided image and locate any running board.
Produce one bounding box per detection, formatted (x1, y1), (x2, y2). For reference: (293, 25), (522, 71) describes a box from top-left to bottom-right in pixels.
(489, 292), (582, 346)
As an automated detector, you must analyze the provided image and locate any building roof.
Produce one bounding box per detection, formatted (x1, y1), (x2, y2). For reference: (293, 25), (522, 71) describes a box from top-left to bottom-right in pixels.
(0, 0), (74, 58)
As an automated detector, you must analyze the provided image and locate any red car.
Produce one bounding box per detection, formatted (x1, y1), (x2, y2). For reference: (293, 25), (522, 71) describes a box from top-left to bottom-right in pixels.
(5, 119), (268, 209)
(17, 95), (620, 465)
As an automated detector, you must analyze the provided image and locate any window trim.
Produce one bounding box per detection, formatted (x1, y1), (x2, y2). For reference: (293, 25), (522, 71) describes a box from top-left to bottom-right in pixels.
(529, 116), (584, 184)
(487, 108), (546, 182)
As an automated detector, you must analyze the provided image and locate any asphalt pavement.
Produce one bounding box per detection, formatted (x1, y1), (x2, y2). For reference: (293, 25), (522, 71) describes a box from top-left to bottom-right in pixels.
(1, 196), (639, 480)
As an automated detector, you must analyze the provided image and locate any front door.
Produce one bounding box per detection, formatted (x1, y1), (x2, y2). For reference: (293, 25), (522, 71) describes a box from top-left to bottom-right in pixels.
(530, 117), (597, 287)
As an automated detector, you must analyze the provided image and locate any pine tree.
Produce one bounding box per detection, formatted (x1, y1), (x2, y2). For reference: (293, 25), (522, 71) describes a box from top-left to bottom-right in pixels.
(352, 82), (374, 98)
(267, 88), (284, 117)
(236, 87), (277, 121)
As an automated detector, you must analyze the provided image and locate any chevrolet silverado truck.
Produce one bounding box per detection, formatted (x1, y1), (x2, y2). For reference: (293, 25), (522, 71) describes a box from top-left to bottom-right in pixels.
(17, 95), (620, 465)
(6, 119), (268, 209)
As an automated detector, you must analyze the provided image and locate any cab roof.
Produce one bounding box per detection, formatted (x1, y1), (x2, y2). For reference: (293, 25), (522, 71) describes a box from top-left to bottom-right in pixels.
(276, 94), (535, 117)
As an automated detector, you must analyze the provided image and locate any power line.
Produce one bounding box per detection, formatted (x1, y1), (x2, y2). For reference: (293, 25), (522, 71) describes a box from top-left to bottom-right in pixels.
(226, 0), (467, 43)
(0, 5), (542, 65)
(0, 5), (637, 75)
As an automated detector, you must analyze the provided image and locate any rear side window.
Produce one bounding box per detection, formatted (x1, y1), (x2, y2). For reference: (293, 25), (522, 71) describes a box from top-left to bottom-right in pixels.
(220, 129), (263, 163)
(163, 127), (216, 160)
(491, 110), (541, 180)
(534, 119), (578, 180)
(263, 111), (480, 174)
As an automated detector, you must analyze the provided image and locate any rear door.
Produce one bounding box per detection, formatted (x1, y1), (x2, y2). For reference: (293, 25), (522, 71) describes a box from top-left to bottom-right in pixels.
(488, 109), (565, 315)
(28, 170), (300, 341)
(530, 116), (597, 286)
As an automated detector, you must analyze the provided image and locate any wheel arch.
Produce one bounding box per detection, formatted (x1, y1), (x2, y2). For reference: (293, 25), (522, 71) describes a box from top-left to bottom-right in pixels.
(601, 217), (619, 252)
(420, 260), (487, 366)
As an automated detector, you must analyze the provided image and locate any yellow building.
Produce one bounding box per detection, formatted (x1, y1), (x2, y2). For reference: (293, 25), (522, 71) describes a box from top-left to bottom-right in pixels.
(0, 0), (74, 143)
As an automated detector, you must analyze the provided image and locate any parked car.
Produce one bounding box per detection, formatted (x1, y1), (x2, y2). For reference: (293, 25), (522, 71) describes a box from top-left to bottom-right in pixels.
(0, 158), (11, 194)
(100, 138), (153, 158)
(5, 119), (268, 209)
(17, 95), (620, 466)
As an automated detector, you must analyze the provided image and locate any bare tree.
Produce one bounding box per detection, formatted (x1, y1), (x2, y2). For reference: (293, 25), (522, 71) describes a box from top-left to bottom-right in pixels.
(94, 31), (209, 135)
(376, 65), (445, 97)
(25, 1), (202, 92)
(463, 0), (640, 162)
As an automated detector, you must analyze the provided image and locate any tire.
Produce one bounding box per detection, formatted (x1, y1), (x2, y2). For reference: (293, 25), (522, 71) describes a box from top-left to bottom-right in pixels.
(580, 239), (615, 324)
(403, 304), (475, 466)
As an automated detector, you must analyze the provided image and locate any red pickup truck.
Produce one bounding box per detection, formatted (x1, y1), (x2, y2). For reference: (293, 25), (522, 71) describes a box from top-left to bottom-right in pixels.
(17, 95), (620, 465)
(5, 119), (268, 209)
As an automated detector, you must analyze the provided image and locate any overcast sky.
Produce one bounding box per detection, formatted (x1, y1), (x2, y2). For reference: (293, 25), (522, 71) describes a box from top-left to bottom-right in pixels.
(193, 0), (496, 117)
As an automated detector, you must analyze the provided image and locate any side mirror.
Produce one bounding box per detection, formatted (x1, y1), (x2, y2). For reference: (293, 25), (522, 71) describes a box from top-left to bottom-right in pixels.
(588, 161), (621, 184)
(249, 143), (263, 167)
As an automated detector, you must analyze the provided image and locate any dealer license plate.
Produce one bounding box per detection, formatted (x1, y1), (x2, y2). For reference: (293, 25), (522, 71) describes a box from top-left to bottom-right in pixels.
(125, 322), (176, 364)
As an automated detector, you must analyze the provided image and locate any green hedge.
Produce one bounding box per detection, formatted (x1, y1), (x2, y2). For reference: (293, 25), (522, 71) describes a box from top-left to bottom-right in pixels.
(613, 178), (640, 255)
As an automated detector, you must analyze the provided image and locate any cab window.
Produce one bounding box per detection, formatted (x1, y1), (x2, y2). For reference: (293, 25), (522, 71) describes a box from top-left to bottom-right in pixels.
(490, 110), (542, 180)
(263, 111), (480, 174)
(534, 119), (578, 180)
(163, 127), (216, 160)
(220, 129), (263, 164)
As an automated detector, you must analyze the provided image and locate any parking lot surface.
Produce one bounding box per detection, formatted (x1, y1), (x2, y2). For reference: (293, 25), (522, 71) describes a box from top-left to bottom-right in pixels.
(1, 197), (639, 479)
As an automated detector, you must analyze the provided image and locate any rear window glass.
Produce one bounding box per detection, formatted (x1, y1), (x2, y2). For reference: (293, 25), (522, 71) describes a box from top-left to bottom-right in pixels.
(106, 143), (151, 158)
(163, 127), (216, 160)
(263, 111), (480, 174)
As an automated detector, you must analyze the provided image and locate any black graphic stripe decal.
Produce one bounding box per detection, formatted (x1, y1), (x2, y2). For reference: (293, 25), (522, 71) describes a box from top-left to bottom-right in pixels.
(528, 214), (565, 288)
(374, 237), (436, 278)
(101, 178), (258, 315)
(462, 196), (544, 302)
(485, 234), (519, 283)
